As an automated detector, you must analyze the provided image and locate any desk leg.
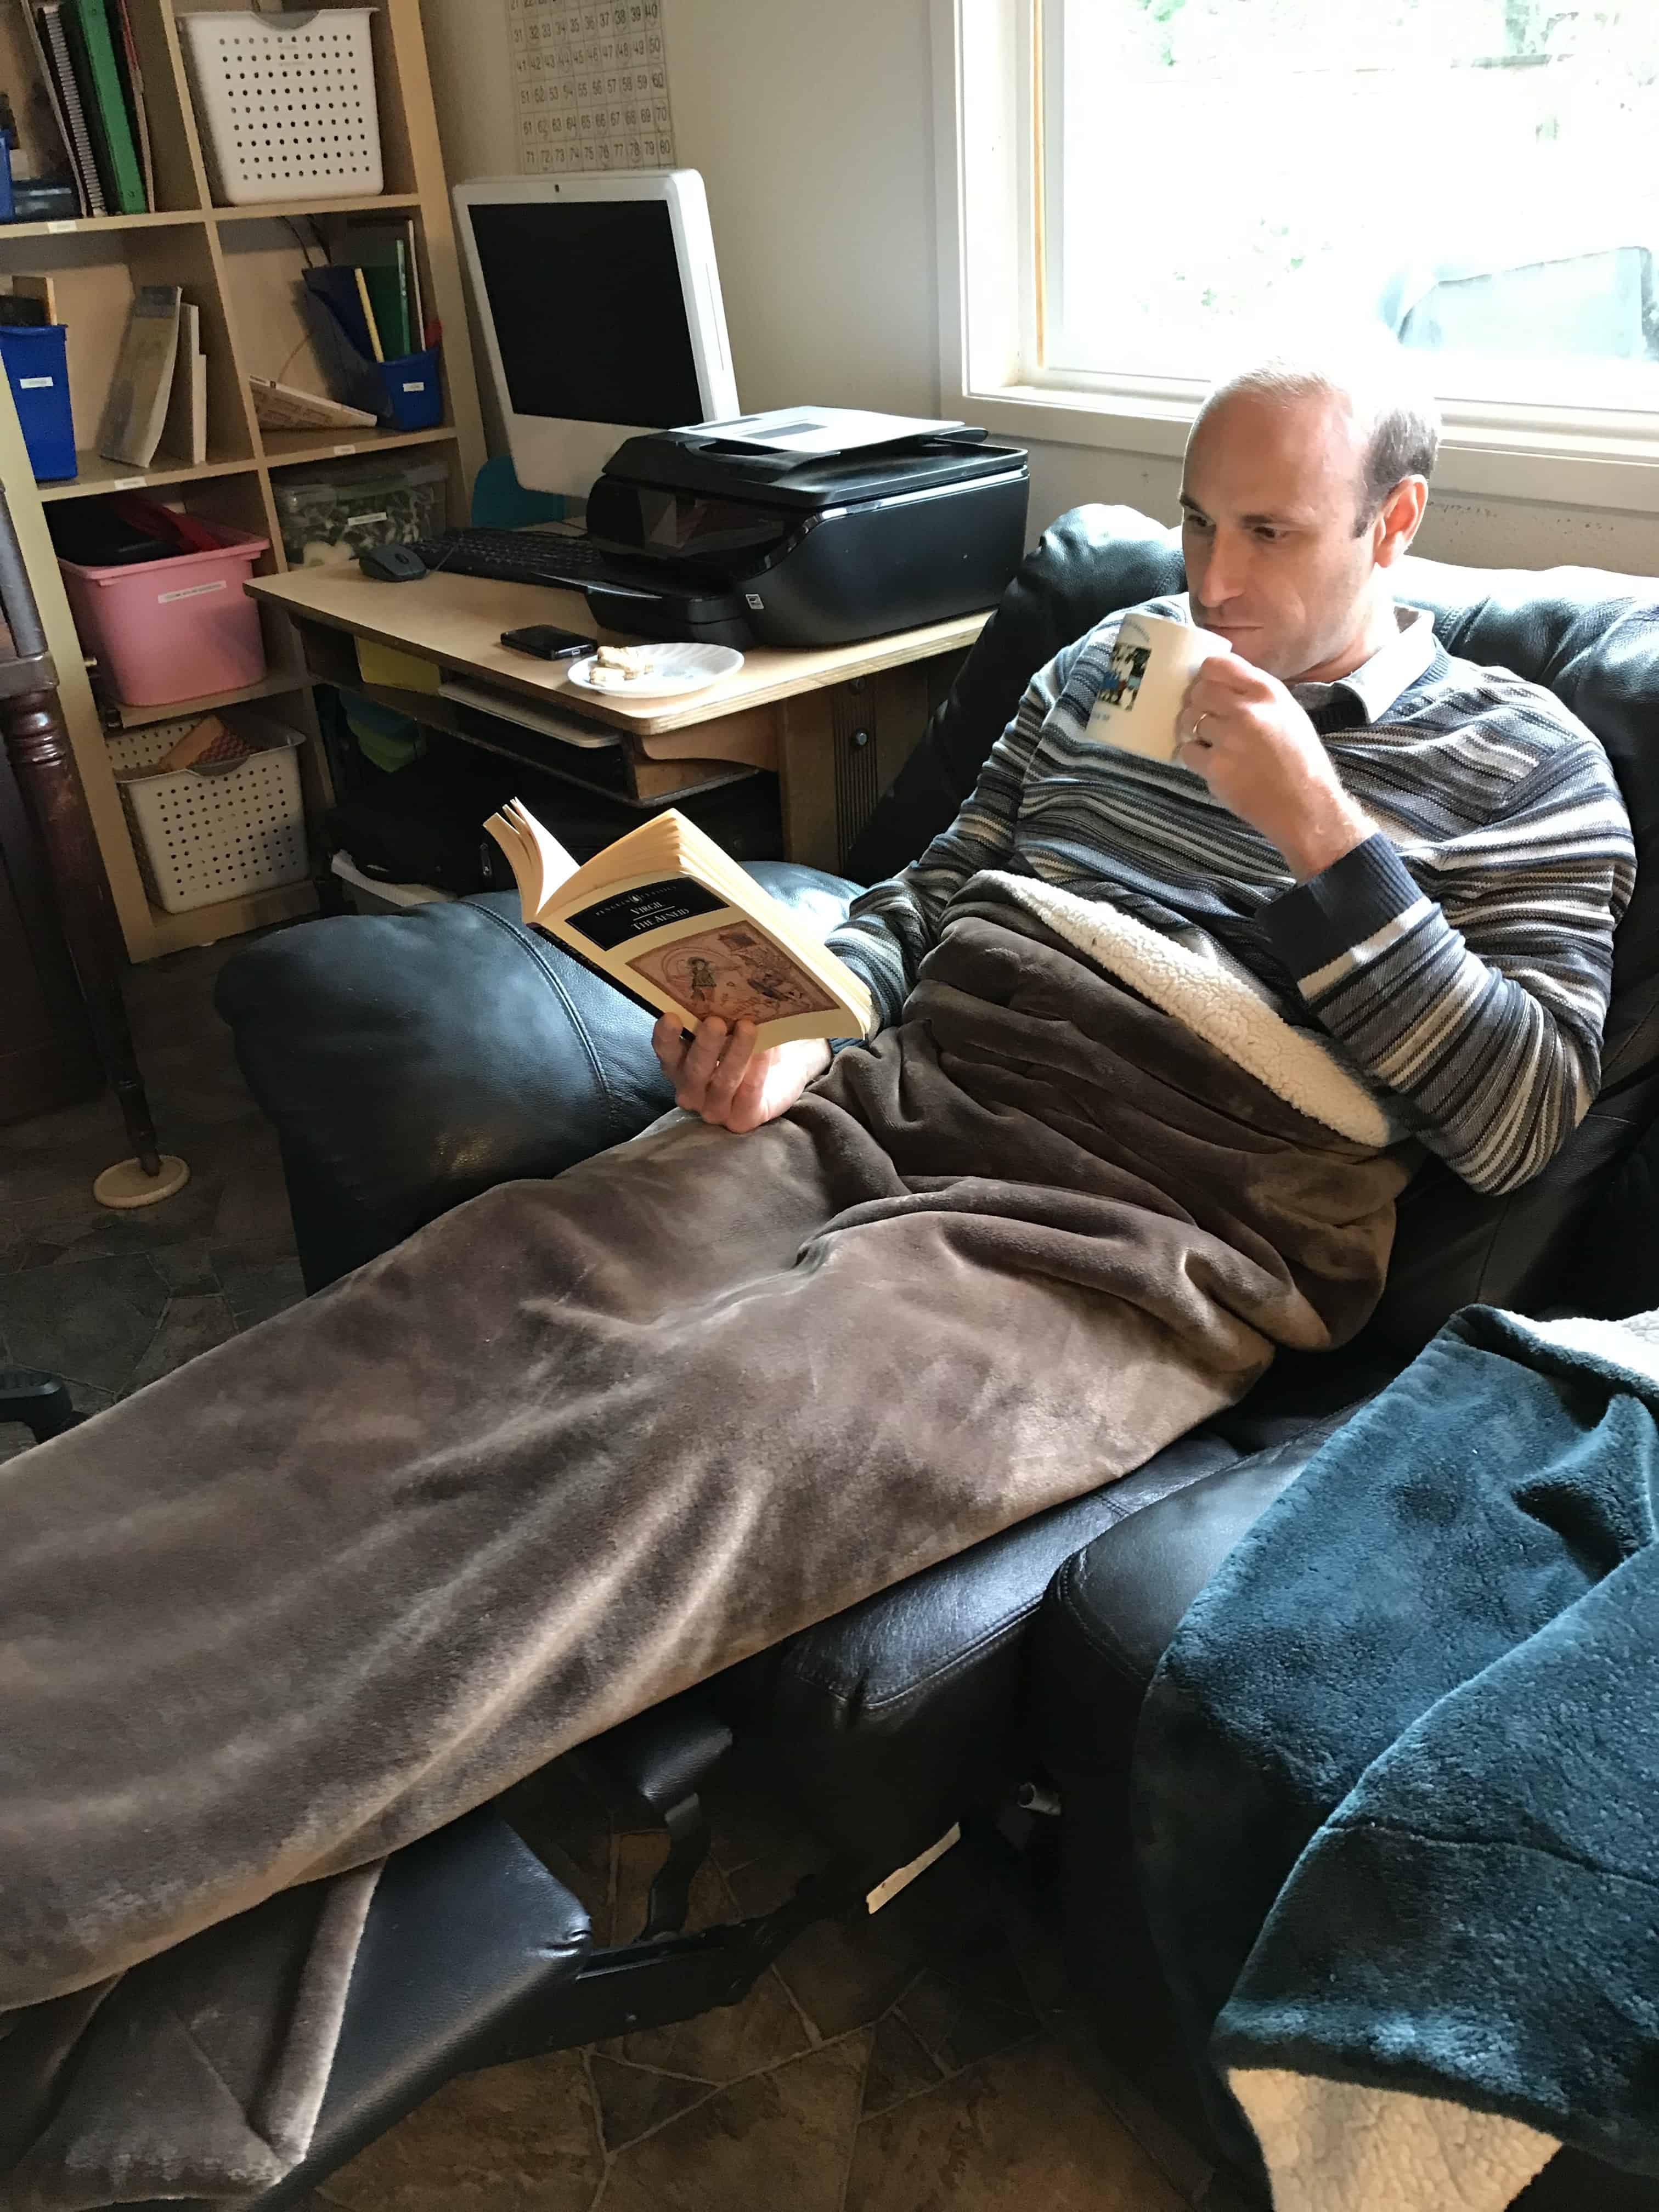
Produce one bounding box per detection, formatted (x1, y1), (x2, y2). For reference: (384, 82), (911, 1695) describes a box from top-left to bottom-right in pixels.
(777, 665), (933, 875)
(778, 689), (839, 872)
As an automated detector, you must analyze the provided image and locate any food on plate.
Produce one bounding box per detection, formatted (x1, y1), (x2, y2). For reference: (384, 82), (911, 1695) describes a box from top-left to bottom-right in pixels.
(583, 644), (662, 688)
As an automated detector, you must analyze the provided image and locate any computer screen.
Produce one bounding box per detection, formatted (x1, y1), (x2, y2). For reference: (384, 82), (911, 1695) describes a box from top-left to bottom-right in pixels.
(466, 201), (703, 428)
(454, 171), (739, 499)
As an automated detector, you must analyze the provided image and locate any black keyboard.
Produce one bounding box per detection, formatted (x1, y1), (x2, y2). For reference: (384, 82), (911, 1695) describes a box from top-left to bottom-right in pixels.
(409, 526), (616, 588)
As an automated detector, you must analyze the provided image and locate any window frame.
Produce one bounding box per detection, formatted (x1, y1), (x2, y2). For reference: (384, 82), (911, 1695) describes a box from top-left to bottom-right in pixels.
(932, 0), (1659, 514)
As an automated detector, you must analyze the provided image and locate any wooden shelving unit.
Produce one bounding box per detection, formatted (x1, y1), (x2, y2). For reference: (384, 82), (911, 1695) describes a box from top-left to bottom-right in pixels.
(0, 0), (486, 961)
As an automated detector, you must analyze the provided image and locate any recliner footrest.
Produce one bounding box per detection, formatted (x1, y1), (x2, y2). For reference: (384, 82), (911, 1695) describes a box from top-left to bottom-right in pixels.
(128, 1807), (591, 2212)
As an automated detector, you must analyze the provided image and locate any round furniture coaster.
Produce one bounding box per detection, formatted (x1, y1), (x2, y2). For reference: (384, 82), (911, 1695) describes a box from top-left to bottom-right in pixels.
(93, 1155), (192, 1211)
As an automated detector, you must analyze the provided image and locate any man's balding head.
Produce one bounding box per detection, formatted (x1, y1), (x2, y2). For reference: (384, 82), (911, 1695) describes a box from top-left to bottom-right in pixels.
(1194, 349), (1441, 534)
(1178, 344), (1436, 684)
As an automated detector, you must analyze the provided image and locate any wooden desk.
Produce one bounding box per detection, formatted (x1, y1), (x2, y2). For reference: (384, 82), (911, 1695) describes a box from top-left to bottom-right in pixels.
(248, 566), (986, 873)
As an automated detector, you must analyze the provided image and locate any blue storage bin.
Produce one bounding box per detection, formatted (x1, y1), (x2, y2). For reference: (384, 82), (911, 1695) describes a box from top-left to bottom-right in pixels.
(299, 292), (445, 433)
(376, 347), (442, 432)
(1, 324), (76, 482)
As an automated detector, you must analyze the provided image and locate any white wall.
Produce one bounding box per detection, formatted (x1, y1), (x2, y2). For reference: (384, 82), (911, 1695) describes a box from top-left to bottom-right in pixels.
(417, 0), (515, 455)
(667, 0), (939, 420)
(419, 0), (1659, 575)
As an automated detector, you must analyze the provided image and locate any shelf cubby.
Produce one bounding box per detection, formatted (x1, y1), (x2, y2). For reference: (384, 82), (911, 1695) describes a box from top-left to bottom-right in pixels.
(0, 0), (485, 963)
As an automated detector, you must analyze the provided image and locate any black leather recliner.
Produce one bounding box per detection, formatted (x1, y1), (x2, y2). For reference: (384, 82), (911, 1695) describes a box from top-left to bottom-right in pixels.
(146, 507), (1659, 2209)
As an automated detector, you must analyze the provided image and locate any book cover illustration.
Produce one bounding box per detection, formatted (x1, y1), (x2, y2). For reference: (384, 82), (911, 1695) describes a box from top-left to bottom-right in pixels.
(628, 922), (839, 1028)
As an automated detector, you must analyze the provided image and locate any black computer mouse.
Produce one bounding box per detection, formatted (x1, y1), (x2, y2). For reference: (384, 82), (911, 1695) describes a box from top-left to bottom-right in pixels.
(358, 541), (428, 583)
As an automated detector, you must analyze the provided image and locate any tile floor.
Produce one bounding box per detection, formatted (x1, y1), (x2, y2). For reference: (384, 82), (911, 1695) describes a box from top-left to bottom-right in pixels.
(1, 940), (1247, 2212)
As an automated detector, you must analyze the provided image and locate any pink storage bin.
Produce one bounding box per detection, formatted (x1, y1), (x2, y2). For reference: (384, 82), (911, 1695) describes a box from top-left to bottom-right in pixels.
(58, 524), (269, 707)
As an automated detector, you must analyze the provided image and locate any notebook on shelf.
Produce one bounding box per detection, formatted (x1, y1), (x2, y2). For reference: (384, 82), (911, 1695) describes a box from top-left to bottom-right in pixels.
(97, 283), (180, 467)
(110, 0), (153, 211)
(341, 218), (422, 360)
(160, 300), (205, 466)
(59, 0), (146, 214)
(16, 2), (88, 215)
(32, 2), (105, 216)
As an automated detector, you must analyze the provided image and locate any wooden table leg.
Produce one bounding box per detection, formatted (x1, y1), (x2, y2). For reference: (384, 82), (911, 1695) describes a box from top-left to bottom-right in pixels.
(1, 678), (163, 1177)
(777, 664), (936, 876)
(778, 687), (840, 872)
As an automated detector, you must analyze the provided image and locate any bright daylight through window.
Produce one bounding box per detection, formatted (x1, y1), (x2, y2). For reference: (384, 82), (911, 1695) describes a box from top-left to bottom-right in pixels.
(1039, 0), (1659, 415)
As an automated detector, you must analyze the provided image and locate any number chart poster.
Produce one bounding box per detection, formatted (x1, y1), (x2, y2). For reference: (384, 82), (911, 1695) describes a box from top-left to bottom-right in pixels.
(510, 0), (677, 173)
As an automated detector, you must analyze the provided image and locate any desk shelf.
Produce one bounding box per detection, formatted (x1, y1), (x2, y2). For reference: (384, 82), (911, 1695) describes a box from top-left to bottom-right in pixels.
(0, 0), (487, 963)
(356, 680), (764, 810)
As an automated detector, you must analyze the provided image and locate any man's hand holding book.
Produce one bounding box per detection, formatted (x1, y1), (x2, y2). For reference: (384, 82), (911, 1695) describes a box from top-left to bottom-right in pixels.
(652, 1017), (832, 1132)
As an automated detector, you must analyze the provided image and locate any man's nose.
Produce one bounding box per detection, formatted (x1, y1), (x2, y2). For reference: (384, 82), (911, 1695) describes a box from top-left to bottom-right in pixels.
(1197, 529), (1251, 609)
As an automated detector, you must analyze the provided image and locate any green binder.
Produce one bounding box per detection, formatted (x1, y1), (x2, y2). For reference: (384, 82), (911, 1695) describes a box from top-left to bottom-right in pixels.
(62, 0), (145, 216)
(348, 228), (415, 359)
(358, 261), (411, 360)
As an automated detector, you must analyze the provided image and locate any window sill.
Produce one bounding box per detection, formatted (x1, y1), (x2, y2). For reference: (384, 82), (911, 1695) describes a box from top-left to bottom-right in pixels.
(957, 380), (1659, 517)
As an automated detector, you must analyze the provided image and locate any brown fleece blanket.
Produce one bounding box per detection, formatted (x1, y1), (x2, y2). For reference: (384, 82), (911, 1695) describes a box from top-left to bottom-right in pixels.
(0, 905), (1408, 2207)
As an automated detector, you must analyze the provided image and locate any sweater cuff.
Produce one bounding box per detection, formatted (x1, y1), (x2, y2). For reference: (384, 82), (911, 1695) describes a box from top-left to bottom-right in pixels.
(1263, 833), (1431, 992)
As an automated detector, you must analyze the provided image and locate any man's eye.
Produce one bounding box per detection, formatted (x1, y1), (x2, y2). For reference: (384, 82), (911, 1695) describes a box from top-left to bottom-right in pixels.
(1254, 527), (1282, 543)
(1183, 514), (1213, 533)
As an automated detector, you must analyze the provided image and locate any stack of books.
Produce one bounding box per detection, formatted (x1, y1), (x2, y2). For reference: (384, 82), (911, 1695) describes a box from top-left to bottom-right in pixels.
(20, 0), (154, 218)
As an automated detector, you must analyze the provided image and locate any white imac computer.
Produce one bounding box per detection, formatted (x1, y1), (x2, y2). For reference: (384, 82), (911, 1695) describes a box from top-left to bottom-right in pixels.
(452, 169), (740, 499)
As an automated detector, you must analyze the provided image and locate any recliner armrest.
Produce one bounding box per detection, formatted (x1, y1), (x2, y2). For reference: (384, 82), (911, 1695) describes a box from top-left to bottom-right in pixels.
(1032, 1408), (1362, 1784)
(216, 863), (859, 1291)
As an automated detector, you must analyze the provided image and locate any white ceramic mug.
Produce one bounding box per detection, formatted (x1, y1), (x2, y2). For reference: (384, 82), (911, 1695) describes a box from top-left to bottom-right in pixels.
(1084, 611), (1233, 763)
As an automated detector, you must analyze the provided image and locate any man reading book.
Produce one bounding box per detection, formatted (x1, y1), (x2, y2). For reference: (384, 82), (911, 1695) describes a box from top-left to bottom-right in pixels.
(0, 344), (1633, 2182)
(659, 348), (1632, 1198)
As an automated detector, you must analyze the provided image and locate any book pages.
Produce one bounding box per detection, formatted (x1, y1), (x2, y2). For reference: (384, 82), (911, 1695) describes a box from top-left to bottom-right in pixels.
(485, 803), (872, 1047)
(160, 300), (205, 465)
(249, 380), (377, 433)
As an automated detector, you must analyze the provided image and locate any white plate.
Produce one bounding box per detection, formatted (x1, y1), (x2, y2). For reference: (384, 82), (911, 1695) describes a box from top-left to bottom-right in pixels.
(563, 642), (745, 700)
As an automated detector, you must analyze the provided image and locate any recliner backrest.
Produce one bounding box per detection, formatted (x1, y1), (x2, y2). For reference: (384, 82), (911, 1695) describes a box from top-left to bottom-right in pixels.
(849, 504), (1659, 1345)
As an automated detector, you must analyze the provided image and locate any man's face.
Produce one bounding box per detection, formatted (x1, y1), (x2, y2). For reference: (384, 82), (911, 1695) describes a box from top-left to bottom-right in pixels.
(1178, 391), (1386, 684)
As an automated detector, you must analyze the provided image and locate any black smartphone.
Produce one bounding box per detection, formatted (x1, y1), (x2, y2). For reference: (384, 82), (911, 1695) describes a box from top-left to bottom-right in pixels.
(500, 623), (594, 661)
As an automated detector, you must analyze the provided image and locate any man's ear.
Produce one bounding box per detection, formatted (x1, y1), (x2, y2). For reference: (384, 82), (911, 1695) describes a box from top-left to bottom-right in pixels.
(1373, 476), (1427, 570)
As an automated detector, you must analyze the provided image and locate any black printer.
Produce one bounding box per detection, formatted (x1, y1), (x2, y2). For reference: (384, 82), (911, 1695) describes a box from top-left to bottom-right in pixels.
(579, 409), (1029, 649)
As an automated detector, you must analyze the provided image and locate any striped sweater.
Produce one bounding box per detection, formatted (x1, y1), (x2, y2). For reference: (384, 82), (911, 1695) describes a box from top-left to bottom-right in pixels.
(825, 597), (1635, 1195)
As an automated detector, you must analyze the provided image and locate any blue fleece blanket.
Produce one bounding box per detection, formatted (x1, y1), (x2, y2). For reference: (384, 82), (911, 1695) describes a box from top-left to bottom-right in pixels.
(1135, 1304), (1659, 2209)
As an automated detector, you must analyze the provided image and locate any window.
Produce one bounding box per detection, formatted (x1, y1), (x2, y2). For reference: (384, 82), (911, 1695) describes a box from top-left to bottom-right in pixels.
(1040, 0), (1658, 413)
(937, 0), (1659, 500)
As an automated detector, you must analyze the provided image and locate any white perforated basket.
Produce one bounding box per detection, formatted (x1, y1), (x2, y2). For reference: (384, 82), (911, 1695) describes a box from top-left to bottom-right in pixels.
(111, 715), (309, 914)
(181, 9), (383, 205)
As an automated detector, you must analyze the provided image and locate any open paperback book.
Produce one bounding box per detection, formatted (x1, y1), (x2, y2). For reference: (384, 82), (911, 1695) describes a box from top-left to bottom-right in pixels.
(484, 800), (874, 1048)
